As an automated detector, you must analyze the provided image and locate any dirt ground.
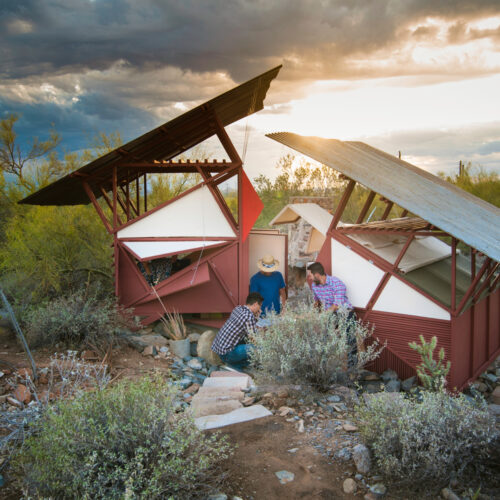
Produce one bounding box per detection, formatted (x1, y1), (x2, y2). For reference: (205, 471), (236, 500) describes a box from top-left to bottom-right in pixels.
(218, 416), (353, 499)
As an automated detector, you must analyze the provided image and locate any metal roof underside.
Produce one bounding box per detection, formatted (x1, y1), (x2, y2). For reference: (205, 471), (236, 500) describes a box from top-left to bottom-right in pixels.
(20, 65), (282, 206)
(267, 132), (500, 262)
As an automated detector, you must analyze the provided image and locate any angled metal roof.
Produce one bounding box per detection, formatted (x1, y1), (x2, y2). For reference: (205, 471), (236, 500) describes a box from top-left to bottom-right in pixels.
(266, 132), (500, 262)
(21, 65), (282, 206)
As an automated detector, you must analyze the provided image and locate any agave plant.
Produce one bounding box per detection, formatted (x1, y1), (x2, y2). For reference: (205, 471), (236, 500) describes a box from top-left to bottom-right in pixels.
(159, 310), (187, 341)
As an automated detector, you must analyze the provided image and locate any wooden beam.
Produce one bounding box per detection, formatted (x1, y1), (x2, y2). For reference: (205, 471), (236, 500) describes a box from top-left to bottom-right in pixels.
(381, 200), (394, 220)
(328, 179), (356, 233)
(82, 181), (112, 233)
(356, 190), (375, 224)
(456, 258), (492, 314)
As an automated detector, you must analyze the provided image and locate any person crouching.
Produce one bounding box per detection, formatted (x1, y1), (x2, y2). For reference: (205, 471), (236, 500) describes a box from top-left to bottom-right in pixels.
(211, 292), (264, 370)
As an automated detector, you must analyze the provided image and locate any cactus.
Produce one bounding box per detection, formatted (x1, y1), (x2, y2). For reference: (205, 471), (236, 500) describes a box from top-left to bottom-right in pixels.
(409, 335), (450, 391)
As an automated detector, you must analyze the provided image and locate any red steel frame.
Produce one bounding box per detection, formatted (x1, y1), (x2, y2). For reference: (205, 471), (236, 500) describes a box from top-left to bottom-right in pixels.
(316, 178), (500, 389)
(82, 106), (272, 327)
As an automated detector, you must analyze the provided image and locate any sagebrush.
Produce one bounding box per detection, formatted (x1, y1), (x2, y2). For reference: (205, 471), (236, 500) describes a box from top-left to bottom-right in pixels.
(24, 289), (135, 356)
(13, 376), (232, 499)
(250, 304), (382, 390)
(356, 391), (498, 486)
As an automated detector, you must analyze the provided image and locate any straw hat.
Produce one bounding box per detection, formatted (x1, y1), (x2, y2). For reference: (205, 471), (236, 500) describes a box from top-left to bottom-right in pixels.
(257, 254), (279, 273)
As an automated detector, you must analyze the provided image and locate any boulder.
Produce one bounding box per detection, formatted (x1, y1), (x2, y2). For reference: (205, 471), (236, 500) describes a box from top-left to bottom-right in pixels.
(127, 334), (168, 350)
(381, 369), (398, 383)
(352, 444), (371, 474)
(491, 385), (500, 405)
(13, 384), (31, 404)
(401, 376), (416, 392)
(384, 380), (401, 393)
(187, 358), (203, 371)
(343, 478), (357, 494)
(197, 330), (222, 366)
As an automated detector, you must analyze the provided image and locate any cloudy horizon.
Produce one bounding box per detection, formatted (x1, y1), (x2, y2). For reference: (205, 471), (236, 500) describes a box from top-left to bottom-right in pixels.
(1, 0), (499, 180)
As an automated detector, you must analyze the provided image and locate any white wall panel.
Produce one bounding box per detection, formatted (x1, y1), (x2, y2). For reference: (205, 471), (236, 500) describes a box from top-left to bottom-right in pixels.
(122, 240), (225, 260)
(248, 233), (287, 278)
(117, 186), (235, 238)
(374, 276), (450, 320)
(331, 239), (385, 308)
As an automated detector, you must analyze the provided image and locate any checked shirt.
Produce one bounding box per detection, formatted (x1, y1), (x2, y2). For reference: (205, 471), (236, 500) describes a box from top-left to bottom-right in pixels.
(312, 275), (352, 310)
(211, 305), (257, 356)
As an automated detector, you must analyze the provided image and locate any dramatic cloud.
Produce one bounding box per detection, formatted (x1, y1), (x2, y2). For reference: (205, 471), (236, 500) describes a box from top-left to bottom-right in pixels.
(0, 0), (499, 176)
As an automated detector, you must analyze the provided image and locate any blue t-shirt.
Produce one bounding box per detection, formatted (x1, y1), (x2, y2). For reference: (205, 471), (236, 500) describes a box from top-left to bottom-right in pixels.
(249, 271), (285, 315)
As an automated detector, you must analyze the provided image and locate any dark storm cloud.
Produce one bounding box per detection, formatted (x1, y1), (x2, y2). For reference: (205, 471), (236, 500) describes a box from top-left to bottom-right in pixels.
(2, 0), (500, 82)
(0, 94), (157, 152)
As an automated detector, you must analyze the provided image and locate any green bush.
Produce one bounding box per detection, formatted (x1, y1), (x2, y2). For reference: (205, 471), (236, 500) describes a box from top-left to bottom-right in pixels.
(14, 376), (232, 499)
(24, 289), (134, 356)
(356, 391), (498, 486)
(250, 304), (382, 391)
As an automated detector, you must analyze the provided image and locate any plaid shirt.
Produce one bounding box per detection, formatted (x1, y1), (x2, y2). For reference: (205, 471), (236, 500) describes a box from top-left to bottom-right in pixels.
(312, 275), (352, 310)
(211, 305), (257, 355)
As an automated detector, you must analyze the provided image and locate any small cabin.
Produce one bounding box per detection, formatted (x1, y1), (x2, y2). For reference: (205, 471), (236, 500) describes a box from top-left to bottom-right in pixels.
(267, 132), (500, 390)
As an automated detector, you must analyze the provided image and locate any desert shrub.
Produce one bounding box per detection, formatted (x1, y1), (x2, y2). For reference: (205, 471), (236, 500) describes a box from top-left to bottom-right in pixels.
(13, 376), (232, 499)
(24, 289), (135, 356)
(356, 391), (498, 486)
(409, 335), (451, 391)
(250, 304), (382, 391)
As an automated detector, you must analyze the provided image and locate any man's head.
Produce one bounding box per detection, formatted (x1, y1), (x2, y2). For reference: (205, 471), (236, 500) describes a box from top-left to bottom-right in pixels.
(257, 254), (279, 276)
(246, 292), (264, 315)
(307, 262), (327, 285)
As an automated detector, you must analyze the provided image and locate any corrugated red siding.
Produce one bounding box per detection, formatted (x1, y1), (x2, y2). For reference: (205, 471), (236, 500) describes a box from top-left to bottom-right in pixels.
(360, 309), (452, 382)
(451, 287), (500, 389)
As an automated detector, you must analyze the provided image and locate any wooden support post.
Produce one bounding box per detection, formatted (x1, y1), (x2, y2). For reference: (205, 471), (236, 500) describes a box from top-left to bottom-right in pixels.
(125, 171), (130, 221)
(143, 174), (148, 213)
(136, 176), (140, 216)
(356, 190), (375, 224)
(112, 167), (119, 297)
(381, 200), (394, 220)
(456, 257), (491, 314)
(328, 179), (356, 233)
(82, 182), (113, 233)
(400, 209), (408, 217)
(451, 238), (457, 312)
(100, 187), (123, 226)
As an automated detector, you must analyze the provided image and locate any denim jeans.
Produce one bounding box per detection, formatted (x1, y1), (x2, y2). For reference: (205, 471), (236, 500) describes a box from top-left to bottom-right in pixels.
(220, 344), (254, 370)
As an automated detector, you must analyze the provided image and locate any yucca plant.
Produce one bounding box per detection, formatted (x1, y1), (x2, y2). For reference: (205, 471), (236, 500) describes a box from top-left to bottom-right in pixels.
(159, 310), (187, 340)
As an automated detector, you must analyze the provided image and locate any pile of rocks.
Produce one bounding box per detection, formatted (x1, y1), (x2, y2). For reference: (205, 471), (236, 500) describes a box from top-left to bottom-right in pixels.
(358, 369), (416, 394)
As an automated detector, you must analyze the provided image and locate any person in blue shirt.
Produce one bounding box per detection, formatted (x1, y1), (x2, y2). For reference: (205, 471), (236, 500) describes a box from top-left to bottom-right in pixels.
(249, 254), (286, 315)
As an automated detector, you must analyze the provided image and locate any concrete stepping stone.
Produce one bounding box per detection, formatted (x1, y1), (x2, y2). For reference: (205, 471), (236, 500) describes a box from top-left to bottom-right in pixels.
(203, 376), (250, 390)
(191, 396), (243, 417)
(197, 386), (244, 400)
(194, 404), (272, 430)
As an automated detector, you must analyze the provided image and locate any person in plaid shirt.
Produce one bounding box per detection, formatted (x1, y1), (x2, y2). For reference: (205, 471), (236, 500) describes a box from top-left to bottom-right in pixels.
(211, 292), (264, 369)
(308, 262), (357, 366)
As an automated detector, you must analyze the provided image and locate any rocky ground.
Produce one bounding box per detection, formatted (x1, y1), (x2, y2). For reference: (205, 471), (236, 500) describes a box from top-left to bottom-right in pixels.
(0, 322), (499, 499)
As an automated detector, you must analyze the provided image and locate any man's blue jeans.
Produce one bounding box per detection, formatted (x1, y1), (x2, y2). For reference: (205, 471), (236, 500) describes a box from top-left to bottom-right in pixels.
(220, 344), (254, 370)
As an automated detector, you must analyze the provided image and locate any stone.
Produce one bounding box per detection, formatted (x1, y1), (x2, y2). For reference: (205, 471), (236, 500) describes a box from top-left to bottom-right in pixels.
(194, 404), (272, 430)
(352, 444), (371, 474)
(362, 382), (384, 394)
(297, 419), (304, 432)
(343, 478), (357, 494)
(187, 358), (203, 370)
(81, 350), (99, 361)
(128, 334), (168, 349)
(188, 333), (201, 342)
(364, 494), (378, 500)
(482, 372), (498, 384)
(7, 396), (22, 407)
(327, 395), (342, 402)
(211, 370), (249, 379)
(488, 403), (500, 416)
(362, 370), (380, 381)
(279, 406), (294, 416)
(203, 377), (250, 390)
(380, 369), (398, 383)
(177, 377), (193, 390)
(335, 448), (351, 461)
(191, 396), (243, 417)
(441, 487), (460, 500)
(159, 346), (169, 354)
(401, 376), (416, 392)
(242, 396), (255, 406)
(207, 494), (227, 500)
(275, 470), (295, 484)
(13, 384), (31, 404)
(197, 330), (222, 366)
(197, 387), (244, 400)
(142, 345), (157, 356)
(369, 484), (387, 497)
(472, 381), (488, 392)
(384, 380), (401, 393)
(343, 423), (358, 432)
(17, 368), (32, 379)
(491, 385), (500, 405)
(288, 448), (299, 453)
(185, 383), (200, 394)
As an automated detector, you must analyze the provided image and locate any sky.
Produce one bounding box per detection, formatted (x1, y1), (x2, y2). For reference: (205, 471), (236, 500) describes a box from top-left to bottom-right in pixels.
(1, 0), (500, 182)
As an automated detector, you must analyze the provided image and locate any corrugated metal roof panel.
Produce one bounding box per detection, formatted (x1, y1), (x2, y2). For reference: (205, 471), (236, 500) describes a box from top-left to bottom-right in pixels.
(20, 65), (281, 206)
(266, 132), (500, 262)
